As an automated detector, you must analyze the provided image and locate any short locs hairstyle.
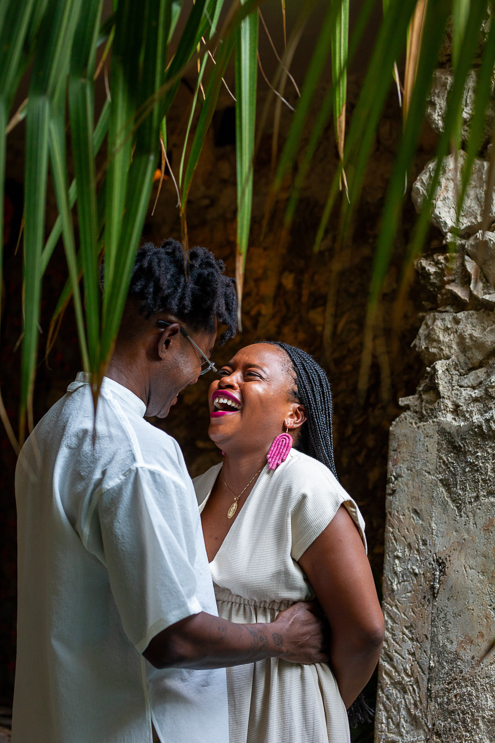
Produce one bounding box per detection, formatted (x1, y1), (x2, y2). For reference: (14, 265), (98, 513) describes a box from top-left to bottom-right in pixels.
(128, 239), (237, 344)
(270, 342), (338, 479)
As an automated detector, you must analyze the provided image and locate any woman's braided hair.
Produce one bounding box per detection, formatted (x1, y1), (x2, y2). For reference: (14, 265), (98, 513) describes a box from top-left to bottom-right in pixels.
(270, 342), (338, 479)
(127, 239), (237, 344)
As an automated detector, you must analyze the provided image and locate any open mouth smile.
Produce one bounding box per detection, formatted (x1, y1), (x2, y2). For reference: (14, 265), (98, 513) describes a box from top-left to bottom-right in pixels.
(211, 389), (242, 417)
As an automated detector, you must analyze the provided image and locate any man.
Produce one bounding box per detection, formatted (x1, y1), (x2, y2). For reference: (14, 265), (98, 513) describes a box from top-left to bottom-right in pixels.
(13, 240), (326, 743)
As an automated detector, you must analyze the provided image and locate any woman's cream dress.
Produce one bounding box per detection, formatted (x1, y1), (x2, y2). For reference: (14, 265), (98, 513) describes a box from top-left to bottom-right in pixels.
(194, 448), (367, 743)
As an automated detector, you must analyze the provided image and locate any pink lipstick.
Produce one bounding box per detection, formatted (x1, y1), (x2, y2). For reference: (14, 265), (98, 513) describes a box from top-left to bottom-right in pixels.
(211, 390), (242, 405)
(211, 389), (242, 417)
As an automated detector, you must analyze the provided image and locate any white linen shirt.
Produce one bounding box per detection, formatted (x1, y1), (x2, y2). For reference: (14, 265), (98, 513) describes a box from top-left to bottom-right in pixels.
(12, 372), (228, 743)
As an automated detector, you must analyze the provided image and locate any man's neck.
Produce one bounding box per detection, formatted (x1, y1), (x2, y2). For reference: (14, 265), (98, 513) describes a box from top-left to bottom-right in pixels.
(106, 353), (148, 407)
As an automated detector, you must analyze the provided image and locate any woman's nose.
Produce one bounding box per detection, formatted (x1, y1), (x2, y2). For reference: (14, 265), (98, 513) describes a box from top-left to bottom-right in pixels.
(219, 372), (239, 388)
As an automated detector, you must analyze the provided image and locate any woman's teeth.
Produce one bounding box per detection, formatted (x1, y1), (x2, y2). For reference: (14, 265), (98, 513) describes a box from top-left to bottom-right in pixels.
(213, 396), (241, 411)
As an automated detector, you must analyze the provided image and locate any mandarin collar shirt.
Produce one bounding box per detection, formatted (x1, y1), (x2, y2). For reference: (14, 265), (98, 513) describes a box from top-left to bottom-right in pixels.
(13, 372), (227, 743)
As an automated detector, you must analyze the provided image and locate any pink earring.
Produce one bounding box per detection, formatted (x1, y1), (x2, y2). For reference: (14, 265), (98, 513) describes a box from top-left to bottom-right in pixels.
(267, 426), (292, 470)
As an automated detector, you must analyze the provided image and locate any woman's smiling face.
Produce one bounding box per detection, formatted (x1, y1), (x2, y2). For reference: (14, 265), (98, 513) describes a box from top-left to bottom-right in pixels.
(208, 343), (306, 455)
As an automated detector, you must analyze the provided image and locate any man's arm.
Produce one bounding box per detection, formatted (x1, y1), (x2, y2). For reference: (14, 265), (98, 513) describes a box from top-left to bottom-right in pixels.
(143, 601), (328, 669)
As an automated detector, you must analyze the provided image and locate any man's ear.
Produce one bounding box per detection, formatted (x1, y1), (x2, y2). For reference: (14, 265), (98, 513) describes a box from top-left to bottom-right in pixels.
(157, 322), (181, 361)
(287, 403), (306, 431)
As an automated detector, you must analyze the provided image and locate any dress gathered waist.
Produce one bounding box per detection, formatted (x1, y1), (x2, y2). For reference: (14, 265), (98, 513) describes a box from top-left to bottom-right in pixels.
(213, 583), (348, 743)
(214, 585), (295, 613)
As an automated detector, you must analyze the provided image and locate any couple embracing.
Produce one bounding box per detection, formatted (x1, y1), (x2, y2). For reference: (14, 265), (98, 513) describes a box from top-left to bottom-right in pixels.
(13, 240), (383, 743)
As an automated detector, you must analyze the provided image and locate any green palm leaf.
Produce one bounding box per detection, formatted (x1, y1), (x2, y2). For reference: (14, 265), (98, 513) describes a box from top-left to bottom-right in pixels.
(235, 3), (259, 319)
(0, 0), (37, 347)
(100, 0), (172, 376)
(4, 0), (495, 447)
(282, 0), (376, 239)
(330, 0), (349, 169)
(41, 100), (110, 275)
(178, 0), (225, 190)
(69, 0), (104, 368)
(180, 1), (261, 228)
(21, 0), (83, 438)
(366, 0), (490, 395)
(49, 105), (90, 372)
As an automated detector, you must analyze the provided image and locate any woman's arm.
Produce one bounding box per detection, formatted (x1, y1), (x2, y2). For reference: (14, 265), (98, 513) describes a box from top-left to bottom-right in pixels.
(298, 504), (384, 708)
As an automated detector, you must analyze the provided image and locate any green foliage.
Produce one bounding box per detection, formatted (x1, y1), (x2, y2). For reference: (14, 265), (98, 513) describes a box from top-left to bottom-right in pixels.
(1, 0), (263, 439)
(1, 0), (495, 442)
(235, 3), (259, 312)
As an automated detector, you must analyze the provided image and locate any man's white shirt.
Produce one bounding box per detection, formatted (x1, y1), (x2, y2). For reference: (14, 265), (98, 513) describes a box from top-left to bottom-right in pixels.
(13, 372), (228, 743)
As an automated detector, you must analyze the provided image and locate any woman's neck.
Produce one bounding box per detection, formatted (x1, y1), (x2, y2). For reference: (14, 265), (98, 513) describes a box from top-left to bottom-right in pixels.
(221, 449), (268, 491)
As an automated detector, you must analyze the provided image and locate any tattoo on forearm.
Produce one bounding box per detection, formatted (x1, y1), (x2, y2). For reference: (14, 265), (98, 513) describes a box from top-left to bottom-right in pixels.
(244, 626), (269, 656)
(209, 618), (227, 645)
(272, 632), (283, 649)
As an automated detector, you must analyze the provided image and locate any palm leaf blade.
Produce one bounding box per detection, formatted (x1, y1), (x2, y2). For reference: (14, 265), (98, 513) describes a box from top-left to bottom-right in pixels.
(235, 5), (259, 316)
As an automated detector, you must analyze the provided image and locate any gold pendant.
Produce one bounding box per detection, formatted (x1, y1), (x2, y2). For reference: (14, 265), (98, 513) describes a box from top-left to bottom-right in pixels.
(227, 501), (238, 519)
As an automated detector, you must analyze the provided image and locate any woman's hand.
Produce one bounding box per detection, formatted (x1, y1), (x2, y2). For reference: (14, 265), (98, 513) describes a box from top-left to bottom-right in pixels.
(298, 505), (384, 708)
(273, 600), (330, 664)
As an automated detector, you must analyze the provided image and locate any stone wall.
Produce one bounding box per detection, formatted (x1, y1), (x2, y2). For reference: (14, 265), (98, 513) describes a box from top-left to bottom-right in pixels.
(376, 325), (495, 742)
(376, 48), (495, 738)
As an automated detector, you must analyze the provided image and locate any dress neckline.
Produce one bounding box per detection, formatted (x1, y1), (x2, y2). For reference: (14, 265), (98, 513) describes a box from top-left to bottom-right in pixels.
(200, 462), (269, 564)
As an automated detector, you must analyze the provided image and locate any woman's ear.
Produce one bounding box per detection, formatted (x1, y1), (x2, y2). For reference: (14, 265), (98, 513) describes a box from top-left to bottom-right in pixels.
(286, 403), (306, 431)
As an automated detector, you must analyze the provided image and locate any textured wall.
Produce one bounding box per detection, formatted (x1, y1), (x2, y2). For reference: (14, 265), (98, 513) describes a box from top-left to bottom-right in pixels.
(376, 315), (495, 742)
(377, 51), (495, 735)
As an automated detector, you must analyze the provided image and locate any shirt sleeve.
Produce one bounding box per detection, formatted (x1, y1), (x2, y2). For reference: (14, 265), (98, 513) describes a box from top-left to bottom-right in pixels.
(89, 464), (203, 653)
(290, 469), (367, 562)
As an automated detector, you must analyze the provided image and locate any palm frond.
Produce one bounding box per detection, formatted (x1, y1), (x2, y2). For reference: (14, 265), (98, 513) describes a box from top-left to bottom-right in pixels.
(235, 3), (259, 322)
(2, 0), (495, 448)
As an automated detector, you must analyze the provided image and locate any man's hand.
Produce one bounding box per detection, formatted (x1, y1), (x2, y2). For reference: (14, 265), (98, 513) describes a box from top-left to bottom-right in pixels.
(273, 601), (330, 664)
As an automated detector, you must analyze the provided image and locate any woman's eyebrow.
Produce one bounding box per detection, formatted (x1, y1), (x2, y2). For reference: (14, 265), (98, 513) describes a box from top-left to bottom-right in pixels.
(220, 362), (267, 371)
(244, 363), (266, 371)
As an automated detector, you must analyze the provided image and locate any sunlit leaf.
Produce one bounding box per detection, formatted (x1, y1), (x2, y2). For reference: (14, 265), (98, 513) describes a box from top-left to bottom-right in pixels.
(404, 0), (428, 122)
(235, 3), (259, 321)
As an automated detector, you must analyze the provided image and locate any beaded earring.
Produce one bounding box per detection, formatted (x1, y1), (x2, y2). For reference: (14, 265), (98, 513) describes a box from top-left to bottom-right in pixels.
(267, 425), (292, 470)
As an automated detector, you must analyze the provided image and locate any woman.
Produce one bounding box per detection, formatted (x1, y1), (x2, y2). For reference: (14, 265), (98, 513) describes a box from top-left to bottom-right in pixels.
(194, 342), (384, 743)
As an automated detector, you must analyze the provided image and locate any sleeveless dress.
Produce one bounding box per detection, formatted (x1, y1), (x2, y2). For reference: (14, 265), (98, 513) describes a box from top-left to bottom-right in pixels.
(193, 449), (367, 743)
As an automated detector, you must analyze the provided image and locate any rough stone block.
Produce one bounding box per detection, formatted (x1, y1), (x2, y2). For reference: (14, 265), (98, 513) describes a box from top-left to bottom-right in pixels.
(426, 69), (494, 143)
(465, 230), (495, 285)
(413, 310), (495, 369)
(412, 152), (495, 236)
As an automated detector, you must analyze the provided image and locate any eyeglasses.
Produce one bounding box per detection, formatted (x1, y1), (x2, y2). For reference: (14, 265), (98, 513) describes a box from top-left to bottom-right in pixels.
(157, 320), (217, 376)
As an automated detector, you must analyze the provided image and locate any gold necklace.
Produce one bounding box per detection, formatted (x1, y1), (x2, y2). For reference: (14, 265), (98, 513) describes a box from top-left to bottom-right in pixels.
(223, 464), (265, 519)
